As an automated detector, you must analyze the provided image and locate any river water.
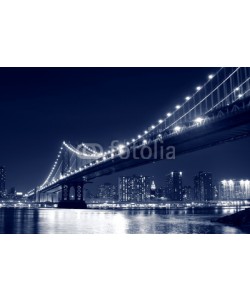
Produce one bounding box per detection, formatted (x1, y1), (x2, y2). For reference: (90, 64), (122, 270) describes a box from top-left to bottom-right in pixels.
(0, 208), (250, 234)
(0, 207), (249, 234)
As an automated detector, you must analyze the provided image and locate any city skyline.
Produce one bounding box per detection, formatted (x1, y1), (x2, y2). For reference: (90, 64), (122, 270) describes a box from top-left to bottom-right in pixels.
(1, 68), (250, 192)
(2, 161), (250, 201)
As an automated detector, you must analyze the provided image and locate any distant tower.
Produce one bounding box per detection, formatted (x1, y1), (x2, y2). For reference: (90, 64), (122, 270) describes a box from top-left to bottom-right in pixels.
(61, 146), (70, 175)
(166, 171), (183, 201)
(0, 166), (6, 198)
(194, 171), (213, 201)
(150, 181), (156, 198)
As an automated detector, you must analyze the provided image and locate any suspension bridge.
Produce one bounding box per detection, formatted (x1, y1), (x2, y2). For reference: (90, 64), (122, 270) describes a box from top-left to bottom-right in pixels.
(27, 67), (250, 208)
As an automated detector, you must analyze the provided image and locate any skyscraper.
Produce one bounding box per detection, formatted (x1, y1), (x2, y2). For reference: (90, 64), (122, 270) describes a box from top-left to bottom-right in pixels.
(194, 171), (213, 201)
(150, 181), (156, 198)
(219, 179), (250, 200)
(183, 186), (193, 201)
(118, 175), (151, 202)
(166, 171), (183, 201)
(0, 166), (6, 198)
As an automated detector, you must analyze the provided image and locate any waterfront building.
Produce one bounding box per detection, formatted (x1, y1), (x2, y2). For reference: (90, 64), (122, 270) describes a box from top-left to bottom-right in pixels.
(166, 171), (183, 201)
(213, 185), (219, 200)
(7, 187), (16, 199)
(150, 181), (156, 198)
(219, 179), (250, 200)
(183, 186), (193, 201)
(0, 166), (6, 199)
(118, 175), (151, 202)
(194, 171), (213, 201)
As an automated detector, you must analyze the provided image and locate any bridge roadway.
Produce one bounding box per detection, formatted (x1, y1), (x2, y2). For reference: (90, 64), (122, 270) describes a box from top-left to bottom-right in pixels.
(39, 96), (250, 194)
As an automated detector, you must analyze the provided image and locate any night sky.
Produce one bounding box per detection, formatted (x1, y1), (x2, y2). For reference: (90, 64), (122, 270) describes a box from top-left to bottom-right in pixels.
(0, 67), (250, 193)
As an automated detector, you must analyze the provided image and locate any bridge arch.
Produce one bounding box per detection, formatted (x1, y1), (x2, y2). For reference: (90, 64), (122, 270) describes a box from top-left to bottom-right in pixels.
(69, 186), (75, 200)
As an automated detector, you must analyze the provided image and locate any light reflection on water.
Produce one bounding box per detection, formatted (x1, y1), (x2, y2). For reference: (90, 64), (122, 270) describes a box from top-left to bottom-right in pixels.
(0, 207), (249, 234)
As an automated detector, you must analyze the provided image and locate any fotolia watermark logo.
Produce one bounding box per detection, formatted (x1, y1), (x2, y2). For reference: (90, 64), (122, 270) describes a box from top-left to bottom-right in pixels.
(75, 140), (175, 160)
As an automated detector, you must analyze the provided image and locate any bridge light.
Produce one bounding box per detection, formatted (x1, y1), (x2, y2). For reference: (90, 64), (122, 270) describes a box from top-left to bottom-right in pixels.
(196, 86), (202, 91)
(166, 113), (172, 117)
(185, 96), (191, 101)
(144, 130), (148, 134)
(194, 117), (204, 124)
(238, 94), (243, 98)
(118, 144), (125, 150)
(132, 139), (135, 142)
(151, 125), (155, 129)
(143, 139), (147, 145)
(174, 126), (181, 132)
(234, 87), (240, 92)
(158, 119), (163, 124)
(118, 144), (126, 155)
(138, 135), (141, 139)
(208, 74), (214, 80)
(175, 105), (181, 110)
(126, 142), (130, 146)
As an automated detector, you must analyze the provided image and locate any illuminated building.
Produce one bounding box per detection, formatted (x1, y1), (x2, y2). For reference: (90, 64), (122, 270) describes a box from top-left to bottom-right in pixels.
(118, 175), (151, 202)
(166, 171), (183, 201)
(219, 179), (250, 200)
(213, 185), (219, 200)
(183, 186), (193, 201)
(15, 192), (23, 200)
(194, 171), (213, 201)
(150, 181), (156, 198)
(0, 166), (6, 198)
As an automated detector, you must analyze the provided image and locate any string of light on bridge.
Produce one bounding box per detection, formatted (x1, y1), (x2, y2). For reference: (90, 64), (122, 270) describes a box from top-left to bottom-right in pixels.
(40, 145), (64, 189)
(63, 141), (101, 157)
(127, 72), (219, 144)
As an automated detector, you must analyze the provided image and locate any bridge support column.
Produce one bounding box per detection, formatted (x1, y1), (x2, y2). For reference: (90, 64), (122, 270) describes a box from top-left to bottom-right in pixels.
(58, 182), (87, 209)
(75, 183), (84, 201)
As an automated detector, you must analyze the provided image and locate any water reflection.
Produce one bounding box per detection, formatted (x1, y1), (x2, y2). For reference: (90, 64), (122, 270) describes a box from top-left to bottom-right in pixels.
(0, 207), (249, 234)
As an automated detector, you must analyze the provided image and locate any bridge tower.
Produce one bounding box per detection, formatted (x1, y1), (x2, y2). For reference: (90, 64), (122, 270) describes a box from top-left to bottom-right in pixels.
(61, 146), (70, 176)
(58, 181), (87, 209)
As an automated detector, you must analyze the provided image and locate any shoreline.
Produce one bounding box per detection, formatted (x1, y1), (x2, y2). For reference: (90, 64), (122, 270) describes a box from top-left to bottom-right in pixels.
(0, 202), (250, 211)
